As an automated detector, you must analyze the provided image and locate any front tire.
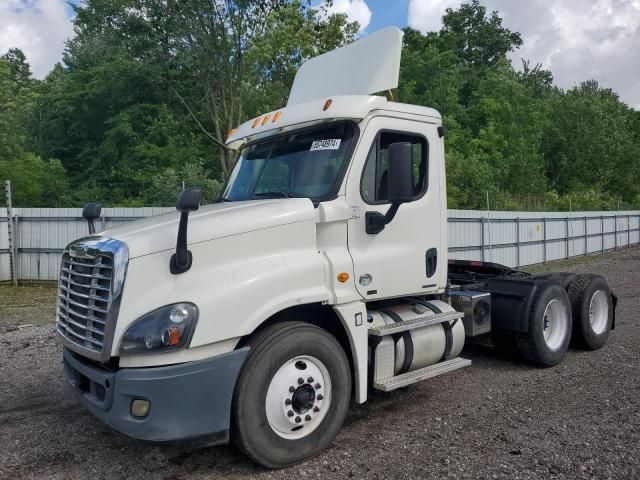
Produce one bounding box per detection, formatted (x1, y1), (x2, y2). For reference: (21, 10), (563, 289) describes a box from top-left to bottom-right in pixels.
(232, 322), (351, 469)
(568, 274), (613, 350)
(516, 281), (572, 367)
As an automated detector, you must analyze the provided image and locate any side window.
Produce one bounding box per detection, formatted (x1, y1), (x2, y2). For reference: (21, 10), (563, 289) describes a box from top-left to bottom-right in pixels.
(361, 132), (428, 204)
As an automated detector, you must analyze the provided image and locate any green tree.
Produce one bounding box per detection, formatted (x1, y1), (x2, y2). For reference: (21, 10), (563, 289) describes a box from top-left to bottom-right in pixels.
(542, 81), (640, 203)
(0, 53), (70, 206)
(441, 0), (522, 69)
(146, 160), (224, 205)
(29, 0), (358, 206)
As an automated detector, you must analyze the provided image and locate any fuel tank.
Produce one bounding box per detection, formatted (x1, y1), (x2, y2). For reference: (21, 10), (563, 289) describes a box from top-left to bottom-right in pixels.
(368, 300), (465, 374)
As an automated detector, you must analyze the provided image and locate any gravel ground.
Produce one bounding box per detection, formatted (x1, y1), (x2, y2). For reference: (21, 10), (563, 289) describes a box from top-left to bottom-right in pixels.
(1, 247), (639, 480)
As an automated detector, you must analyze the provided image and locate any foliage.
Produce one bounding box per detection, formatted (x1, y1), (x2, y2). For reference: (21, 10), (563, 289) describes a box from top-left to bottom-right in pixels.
(147, 160), (224, 206)
(0, 53), (69, 206)
(0, 0), (638, 210)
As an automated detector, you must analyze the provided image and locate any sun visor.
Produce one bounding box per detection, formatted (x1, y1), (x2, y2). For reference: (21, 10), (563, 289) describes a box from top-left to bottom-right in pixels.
(287, 26), (403, 106)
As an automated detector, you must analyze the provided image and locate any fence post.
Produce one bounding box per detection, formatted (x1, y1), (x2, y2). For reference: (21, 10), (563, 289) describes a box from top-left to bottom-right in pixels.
(13, 214), (19, 283)
(627, 215), (630, 247)
(584, 216), (588, 256)
(4, 180), (17, 286)
(515, 217), (520, 267)
(565, 217), (570, 259)
(543, 217), (547, 263)
(614, 214), (618, 250)
(601, 216), (604, 254)
(481, 217), (486, 262)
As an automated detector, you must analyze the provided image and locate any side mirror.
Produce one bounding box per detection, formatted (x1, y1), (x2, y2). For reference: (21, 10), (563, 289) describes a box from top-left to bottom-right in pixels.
(170, 187), (201, 274)
(387, 142), (415, 203)
(82, 203), (102, 234)
(366, 142), (414, 234)
(176, 187), (201, 212)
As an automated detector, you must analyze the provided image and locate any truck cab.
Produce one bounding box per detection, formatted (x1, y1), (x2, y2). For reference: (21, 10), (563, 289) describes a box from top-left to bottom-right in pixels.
(57, 27), (615, 468)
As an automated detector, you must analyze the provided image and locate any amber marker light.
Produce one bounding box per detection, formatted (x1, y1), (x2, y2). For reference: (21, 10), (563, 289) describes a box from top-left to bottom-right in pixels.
(252, 117), (261, 128)
(272, 111), (282, 122)
(227, 128), (237, 139)
(162, 326), (181, 347)
(261, 114), (271, 126)
(323, 98), (333, 111)
(337, 272), (350, 283)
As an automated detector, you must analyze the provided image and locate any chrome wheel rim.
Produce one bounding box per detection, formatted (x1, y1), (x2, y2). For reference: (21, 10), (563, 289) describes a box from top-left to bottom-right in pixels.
(542, 299), (569, 351)
(589, 290), (609, 335)
(265, 355), (331, 440)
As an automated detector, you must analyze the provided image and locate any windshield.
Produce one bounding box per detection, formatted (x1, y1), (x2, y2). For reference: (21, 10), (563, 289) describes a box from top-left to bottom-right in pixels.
(222, 122), (357, 202)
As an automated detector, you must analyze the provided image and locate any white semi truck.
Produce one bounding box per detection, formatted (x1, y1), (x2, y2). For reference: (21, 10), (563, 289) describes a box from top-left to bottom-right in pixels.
(57, 27), (616, 468)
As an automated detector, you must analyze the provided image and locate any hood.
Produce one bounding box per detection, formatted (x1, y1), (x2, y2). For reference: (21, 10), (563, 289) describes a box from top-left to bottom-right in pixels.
(102, 198), (317, 258)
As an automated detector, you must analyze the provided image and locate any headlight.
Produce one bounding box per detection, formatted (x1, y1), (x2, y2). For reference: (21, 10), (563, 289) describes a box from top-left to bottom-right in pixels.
(119, 303), (198, 354)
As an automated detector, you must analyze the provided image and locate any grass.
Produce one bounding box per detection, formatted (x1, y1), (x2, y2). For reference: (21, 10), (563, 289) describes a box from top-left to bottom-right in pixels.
(0, 284), (57, 329)
(522, 248), (632, 274)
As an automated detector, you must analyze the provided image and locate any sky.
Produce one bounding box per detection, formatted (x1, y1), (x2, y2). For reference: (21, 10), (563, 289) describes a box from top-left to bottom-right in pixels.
(1, 0), (639, 108)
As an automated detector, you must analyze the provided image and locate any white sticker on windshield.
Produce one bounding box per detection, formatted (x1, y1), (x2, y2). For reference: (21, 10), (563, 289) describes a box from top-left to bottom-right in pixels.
(310, 139), (341, 151)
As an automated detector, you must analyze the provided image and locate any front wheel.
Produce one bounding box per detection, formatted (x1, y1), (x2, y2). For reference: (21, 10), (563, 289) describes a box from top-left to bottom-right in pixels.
(232, 322), (351, 469)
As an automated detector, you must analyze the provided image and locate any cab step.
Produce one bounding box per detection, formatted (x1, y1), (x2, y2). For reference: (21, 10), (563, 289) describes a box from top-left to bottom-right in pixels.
(373, 357), (471, 392)
(368, 311), (463, 337)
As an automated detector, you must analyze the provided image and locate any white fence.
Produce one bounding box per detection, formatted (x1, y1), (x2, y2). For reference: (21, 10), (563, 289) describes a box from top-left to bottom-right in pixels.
(1, 207), (639, 283)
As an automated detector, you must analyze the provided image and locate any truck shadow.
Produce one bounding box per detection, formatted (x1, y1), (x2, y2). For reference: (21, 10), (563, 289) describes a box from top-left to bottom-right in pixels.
(38, 341), (585, 477)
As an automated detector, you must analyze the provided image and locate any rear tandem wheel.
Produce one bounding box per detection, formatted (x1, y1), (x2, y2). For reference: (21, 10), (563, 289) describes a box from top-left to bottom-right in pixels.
(516, 281), (572, 367)
(568, 274), (613, 350)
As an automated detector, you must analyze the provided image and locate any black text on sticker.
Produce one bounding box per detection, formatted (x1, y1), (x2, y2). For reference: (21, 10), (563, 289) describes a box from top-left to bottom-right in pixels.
(310, 139), (341, 151)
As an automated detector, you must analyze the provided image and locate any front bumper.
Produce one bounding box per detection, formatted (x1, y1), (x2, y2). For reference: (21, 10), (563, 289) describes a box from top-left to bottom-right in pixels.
(63, 347), (249, 442)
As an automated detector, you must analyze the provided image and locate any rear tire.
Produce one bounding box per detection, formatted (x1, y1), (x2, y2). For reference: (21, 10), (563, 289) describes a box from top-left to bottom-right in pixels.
(516, 281), (572, 367)
(232, 322), (351, 469)
(568, 274), (613, 350)
(534, 272), (577, 289)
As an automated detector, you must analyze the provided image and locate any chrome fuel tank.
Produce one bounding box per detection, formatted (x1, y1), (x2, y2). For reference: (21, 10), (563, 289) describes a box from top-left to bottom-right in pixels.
(368, 300), (465, 374)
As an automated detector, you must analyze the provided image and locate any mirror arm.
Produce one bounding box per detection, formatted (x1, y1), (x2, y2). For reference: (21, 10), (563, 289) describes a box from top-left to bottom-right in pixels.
(170, 187), (201, 275)
(172, 211), (192, 270)
(383, 202), (400, 223)
(365, 202), (401, 234)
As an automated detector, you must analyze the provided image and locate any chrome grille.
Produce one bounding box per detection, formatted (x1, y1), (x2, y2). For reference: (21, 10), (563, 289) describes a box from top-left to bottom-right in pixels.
(56, 237), (128, 361)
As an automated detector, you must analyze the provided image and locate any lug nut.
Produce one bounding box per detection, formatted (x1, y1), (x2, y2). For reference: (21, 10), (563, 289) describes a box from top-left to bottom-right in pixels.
(307, 377), (314, 383)
(313, 406), (320, 412)
(285, 399), (292, 406)
(298, 377), (304, 385)
(295, 416), (302, 423)
(289, 386), (295, 393)
(317, 394), (324, 401)
(315, 383), (321, 390)
(305, 415), (312, 421)
(287, 410), (294, 417)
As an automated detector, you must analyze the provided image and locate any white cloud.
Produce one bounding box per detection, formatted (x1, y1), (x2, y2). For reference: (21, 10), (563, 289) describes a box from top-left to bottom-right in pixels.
(407, 0), (640, 109)
(321, 0), (373, 32)
(407, 0), (459, 34)
(0, 0), (74, 79)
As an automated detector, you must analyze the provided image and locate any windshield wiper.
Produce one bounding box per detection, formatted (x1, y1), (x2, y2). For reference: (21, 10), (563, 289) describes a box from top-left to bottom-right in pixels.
(253, 191), (296, 198)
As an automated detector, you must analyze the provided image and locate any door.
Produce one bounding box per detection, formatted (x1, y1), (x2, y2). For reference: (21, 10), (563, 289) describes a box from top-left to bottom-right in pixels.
(346, 116), (445, 300)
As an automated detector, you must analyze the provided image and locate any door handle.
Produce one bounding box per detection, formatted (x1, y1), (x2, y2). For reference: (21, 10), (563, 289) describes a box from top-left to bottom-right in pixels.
(425, 248), (437, 278)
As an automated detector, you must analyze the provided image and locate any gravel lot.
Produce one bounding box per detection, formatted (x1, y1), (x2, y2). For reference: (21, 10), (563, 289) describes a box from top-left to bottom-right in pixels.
(1, 246), (639, 480)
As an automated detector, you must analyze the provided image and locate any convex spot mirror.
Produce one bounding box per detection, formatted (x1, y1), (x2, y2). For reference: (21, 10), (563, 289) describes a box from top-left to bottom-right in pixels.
(176, 188), (201, 212)
(82, 202), (102, 234)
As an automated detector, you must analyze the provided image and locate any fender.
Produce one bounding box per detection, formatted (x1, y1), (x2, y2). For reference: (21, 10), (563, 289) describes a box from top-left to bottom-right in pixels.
(333, 301), (369, 403)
